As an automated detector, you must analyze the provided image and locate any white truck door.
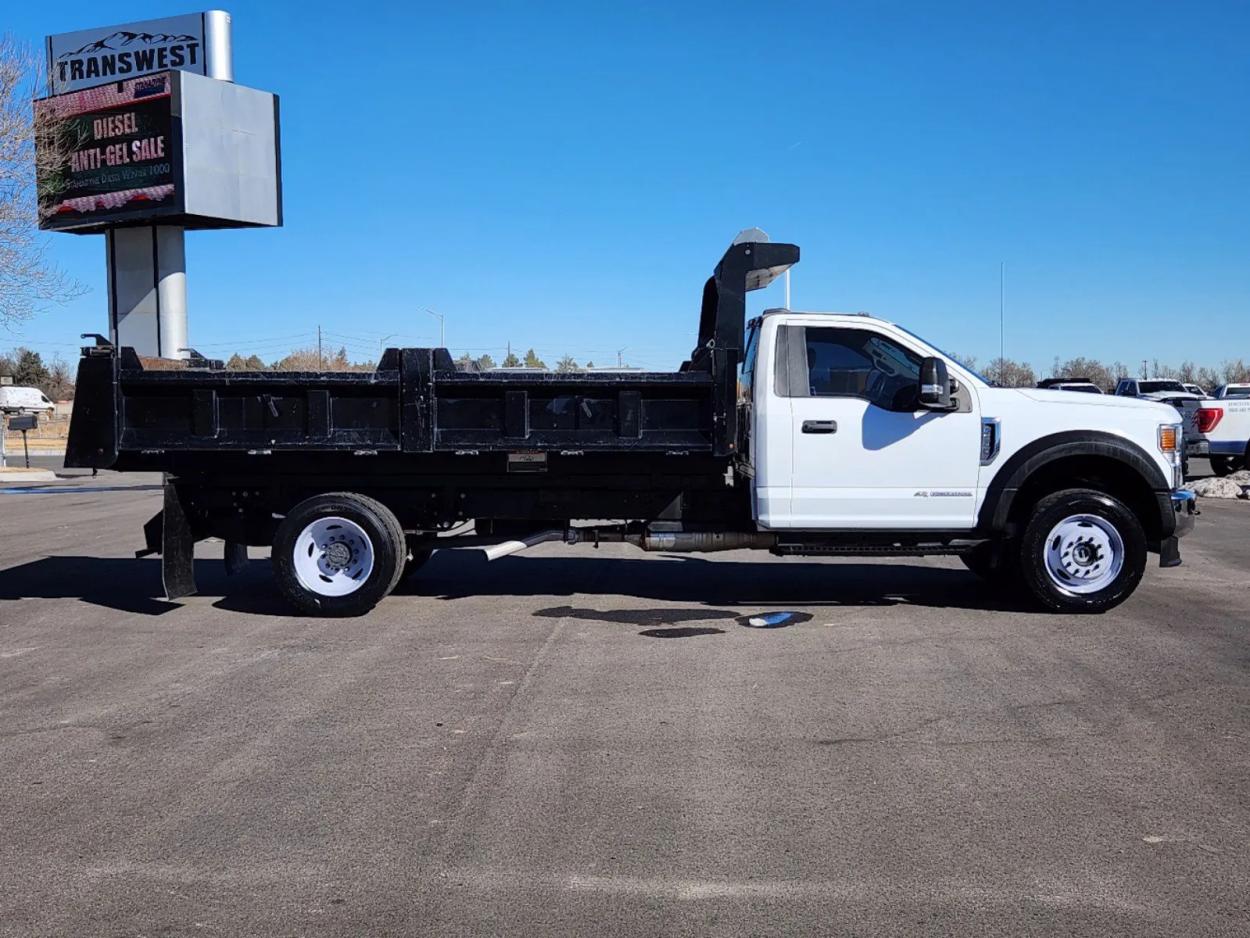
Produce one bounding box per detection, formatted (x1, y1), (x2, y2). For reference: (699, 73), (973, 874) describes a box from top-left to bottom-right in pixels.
(779, 324), (982, 529)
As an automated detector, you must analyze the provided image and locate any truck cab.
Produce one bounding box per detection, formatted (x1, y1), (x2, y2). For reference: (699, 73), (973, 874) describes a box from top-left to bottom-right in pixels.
(739, 307), (1193, 611)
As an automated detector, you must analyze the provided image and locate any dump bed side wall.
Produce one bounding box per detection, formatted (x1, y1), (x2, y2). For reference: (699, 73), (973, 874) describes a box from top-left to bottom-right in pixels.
(65, 348), (721, 468)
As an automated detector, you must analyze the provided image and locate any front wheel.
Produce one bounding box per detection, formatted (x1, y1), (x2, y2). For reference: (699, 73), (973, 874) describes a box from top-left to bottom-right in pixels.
(1018, 488), (1147, 614)
(1210, 455), (1244, 477)
(272, 493), (405, 617)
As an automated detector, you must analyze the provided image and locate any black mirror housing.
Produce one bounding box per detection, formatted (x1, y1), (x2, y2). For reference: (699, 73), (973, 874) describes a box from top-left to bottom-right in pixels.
(919, 357), (951, 409)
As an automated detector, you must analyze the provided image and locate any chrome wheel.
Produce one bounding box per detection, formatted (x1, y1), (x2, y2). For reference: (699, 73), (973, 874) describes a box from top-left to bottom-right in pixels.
(1043, 513), (1124, 595)
(292, 516), (375, 597)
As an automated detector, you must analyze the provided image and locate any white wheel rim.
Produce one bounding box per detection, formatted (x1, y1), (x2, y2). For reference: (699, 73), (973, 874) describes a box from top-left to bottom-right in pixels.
(1043, 513), (1124, 595)
(292, 517), (375, 597)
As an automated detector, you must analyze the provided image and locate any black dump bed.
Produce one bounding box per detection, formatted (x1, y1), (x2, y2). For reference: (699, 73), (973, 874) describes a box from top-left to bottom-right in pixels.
(66, 240), (798, 471)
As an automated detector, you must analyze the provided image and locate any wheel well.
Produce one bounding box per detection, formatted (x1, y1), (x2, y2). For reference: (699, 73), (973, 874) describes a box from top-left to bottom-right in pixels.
(1007, 455), (1162, 541)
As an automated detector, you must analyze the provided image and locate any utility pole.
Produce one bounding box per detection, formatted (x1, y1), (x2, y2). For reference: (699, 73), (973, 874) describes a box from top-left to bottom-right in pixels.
(1142, 359), (1148, 378)
(318, 325), (323, 369)
(426, 309), (445, 348)
(617, 347), (627, 368)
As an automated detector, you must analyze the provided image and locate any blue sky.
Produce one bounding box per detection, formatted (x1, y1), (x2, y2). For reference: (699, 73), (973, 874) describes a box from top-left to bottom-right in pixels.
(6, 0), (1249, 372)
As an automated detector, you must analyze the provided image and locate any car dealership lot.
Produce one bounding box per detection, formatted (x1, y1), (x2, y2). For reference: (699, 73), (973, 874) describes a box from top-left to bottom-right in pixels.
(0, 474), (1247, 936)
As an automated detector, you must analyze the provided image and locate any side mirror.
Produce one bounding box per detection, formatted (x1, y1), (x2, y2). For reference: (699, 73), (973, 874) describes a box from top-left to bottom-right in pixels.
(919, 357), (951, 410)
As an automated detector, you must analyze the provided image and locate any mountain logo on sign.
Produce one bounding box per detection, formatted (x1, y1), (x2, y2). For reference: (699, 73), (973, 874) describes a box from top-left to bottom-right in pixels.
(55, 29), (203, 90)
(60, 32), (199, 58)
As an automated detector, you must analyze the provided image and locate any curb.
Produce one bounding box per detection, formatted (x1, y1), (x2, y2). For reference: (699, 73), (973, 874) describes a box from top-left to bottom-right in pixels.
(0, 469), (59, 483)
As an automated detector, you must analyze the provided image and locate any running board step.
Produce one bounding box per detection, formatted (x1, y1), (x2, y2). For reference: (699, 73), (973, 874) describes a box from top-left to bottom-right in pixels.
(772, 541), (985, 557)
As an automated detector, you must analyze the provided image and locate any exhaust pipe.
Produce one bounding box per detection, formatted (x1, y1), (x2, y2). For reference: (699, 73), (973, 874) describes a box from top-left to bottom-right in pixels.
(467, 527), (776, 560)
(481, 529), (568, 561)
(642, 531), (775, 552)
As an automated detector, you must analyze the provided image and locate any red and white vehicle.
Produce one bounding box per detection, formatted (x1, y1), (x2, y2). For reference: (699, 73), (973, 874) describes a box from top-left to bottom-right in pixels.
(1187, 397), (1250, 475)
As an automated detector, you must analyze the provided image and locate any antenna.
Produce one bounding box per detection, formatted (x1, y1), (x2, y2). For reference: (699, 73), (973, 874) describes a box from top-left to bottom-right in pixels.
(999, 261), (1005, 374)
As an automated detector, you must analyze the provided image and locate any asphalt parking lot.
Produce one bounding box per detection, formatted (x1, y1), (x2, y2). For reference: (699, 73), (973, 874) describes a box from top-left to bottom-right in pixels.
(1, 472), (1247, 936)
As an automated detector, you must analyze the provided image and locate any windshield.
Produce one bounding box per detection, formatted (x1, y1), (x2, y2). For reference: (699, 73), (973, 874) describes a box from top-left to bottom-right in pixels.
(1139, 380), (1186, 393)
(1222, 386), (1250, 398)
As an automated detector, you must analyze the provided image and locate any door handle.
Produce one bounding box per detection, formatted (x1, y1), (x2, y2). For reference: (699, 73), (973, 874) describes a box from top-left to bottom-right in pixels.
(801, 420), (838, 434)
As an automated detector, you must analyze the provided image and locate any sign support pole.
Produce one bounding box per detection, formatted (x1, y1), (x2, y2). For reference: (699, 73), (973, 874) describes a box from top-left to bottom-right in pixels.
(106, 225), (188, 359)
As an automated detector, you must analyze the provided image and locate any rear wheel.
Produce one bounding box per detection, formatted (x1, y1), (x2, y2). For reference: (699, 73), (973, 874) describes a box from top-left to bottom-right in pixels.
(1018, 488), (1146, 614)
(272, 493), (405, 616)
(1210, 455), (1244, 477)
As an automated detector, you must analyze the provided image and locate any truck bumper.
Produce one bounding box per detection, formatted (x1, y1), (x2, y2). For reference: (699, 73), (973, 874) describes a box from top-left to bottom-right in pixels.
(1171, 489), (1197, 538)
(1159, 490), (1198, 568)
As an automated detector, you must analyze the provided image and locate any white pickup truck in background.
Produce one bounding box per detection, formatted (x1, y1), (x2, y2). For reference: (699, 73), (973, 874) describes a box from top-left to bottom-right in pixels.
(1188, 397), (1250, 475)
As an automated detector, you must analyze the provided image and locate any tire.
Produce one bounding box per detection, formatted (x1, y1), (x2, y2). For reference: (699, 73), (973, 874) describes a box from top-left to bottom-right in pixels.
(1210, 455), (1244, 477)
(960, 540), (1020, 586)
(272, 492), (405, 617)
(1017, 488), (1147, 614)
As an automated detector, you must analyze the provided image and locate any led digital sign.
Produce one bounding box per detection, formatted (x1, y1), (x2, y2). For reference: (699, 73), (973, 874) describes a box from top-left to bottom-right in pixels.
(36, 72), (178, 230)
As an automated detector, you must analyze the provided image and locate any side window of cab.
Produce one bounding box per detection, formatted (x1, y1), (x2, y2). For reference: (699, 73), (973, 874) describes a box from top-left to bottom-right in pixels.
(739, 318), (761, 403)
(803, 327), (923, 412)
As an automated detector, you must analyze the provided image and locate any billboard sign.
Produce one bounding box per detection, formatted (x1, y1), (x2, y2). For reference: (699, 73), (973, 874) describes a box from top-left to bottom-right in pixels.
(37, 72), (177, 229)
(46, 11), (231, 96)
(36, 70), (281, 233)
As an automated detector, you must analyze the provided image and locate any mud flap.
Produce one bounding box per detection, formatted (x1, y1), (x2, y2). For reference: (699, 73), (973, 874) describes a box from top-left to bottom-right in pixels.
(1158, 536), (1181, 568)
(224, 541), (249, 576)
(161, 476), (198, 600)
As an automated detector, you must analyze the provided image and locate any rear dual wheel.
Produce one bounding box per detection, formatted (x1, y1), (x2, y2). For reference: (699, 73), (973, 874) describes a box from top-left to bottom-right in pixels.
(272, 493), (406, 617)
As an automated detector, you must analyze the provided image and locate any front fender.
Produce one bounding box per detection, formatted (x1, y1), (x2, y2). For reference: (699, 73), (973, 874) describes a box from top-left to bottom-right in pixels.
(979, 431), (1172, 536)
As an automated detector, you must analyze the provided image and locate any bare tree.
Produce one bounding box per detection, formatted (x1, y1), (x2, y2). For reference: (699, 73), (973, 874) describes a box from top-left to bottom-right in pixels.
(985, 357), (1036, 388)
(1051, 356), (1118, 390)
(0, 36), (82, 326)
(271, 347), (375, 372)
(1222, 359), (1250, 384)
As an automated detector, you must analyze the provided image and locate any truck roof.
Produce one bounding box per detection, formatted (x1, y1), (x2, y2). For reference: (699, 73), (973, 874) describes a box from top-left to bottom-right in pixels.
(760, 308), (892, 325)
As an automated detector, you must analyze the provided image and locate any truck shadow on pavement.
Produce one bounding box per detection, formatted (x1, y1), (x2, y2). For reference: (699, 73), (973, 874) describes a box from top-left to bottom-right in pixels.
(0, 552), (1039, 616)
(395, 551), (1038, 614)
(0, 556), (186, 615)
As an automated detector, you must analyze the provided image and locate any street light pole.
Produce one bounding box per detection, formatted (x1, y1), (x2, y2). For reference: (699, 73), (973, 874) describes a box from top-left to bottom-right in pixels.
(426, 309), (445, 348)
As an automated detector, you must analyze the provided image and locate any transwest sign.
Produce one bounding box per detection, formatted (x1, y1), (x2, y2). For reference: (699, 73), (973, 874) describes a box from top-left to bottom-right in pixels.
(46, 11), (232, 95)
